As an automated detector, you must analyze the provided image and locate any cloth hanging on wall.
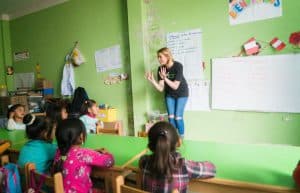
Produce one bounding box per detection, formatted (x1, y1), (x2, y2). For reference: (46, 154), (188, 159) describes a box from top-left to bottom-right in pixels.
(61, 62), (75, 96)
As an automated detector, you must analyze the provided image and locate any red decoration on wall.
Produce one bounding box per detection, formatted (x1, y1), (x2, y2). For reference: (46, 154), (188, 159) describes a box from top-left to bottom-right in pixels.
(289, 32), (300, 47)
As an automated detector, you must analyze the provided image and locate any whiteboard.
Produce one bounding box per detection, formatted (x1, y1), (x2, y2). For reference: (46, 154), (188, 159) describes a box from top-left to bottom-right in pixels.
(211, 54), (300, 113)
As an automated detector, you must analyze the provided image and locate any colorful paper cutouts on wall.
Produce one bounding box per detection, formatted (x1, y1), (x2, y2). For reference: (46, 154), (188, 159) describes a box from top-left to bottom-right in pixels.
(241, 36), (286, 56)
(289, 32), (300, 48)
(243, 37), (261, 55)
(229, 0), (282, 25)
(269, 37), (286, 51)
(104, 73), (128, 85)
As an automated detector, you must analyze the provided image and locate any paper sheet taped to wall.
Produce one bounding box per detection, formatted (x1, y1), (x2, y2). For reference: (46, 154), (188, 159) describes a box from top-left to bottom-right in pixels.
(167, 29), (209, 111)
(166, 29), (204, 80)
(95, 45), (122, 72)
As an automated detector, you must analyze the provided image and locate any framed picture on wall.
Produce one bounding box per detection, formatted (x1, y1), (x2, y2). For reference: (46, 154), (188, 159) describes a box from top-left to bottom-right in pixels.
(14, 50), (30, 61)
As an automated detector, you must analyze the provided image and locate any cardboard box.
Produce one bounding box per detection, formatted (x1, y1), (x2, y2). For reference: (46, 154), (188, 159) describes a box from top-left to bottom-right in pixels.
(98, 108), (117, 122)
(36, 78), (53, 89)
(9, 95), (29, 113)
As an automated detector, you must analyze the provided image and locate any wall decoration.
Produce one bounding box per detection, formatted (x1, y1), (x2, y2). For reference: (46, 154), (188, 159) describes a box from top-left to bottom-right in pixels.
(269, 37), (286, 51)
(6, 66), (14, 75)
(289, 32), (300, 48)
(104, 72), (128, 85)
(95, 45), (122, 72)
(229, 0), (282, 25)
(14, 50), (30, 61)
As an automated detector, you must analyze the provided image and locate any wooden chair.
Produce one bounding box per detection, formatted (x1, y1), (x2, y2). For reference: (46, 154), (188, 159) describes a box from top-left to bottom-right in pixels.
(97, 120), (123, 135)
(115, 175), (149, 193)
(114, 170), (179, 193)
(25, 163), (64, 193)
(0, 141), (11, 155)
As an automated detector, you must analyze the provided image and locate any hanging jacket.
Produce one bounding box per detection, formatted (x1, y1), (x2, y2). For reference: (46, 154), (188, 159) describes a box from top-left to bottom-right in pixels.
(61, 62), (75, 96)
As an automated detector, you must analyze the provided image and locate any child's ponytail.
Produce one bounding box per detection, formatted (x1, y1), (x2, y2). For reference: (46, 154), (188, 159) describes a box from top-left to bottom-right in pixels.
(151, 132), (174, 181)
(80, 99), (96, 115)
(53, 118), (86, 174)
(147, 122), (179, 182)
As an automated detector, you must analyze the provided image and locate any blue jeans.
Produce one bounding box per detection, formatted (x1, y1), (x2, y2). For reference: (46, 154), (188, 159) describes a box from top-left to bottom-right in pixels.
(165, 96), (188, 137)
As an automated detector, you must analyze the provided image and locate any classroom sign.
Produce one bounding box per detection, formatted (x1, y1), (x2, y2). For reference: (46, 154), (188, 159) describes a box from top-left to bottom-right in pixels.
(229, 0), (282, 25)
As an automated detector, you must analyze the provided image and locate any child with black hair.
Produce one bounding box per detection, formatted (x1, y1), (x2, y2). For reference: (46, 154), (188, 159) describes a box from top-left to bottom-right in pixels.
(46, 100), (69, 141)
(79, 99), (102, 134)
(7, 104), (26, 130)
(139, 121), (216, 193)
(17, 114), (57, 174)
(53, 118), (114, 193)
(45, 99), (69, 123)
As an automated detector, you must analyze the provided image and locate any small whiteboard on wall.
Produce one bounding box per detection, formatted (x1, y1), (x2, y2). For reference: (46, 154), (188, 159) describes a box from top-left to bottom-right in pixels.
(211, 54), (300, 113)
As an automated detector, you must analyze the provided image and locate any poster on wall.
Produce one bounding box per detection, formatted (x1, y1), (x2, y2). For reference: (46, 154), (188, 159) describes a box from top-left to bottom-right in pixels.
(166, 29), (204, 80)
(185, 79), (210, 111)
(166, 29), (209, 111)
(14, 50), (30, 62)
(94, 45), (122, 72)
(14, 72), (35, 89)
(229, 0), (282, 25)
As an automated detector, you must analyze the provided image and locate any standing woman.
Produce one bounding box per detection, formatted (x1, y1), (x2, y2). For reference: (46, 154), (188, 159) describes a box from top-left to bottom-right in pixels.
(145, 47), (189, 138)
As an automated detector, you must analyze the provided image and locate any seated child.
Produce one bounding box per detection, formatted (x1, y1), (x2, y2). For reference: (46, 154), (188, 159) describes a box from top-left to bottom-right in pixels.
(17, 114), (57, 174)
(7, 104), (25, 130)
(46, 100), (69, 139)
(79, 99), (102, 134)
(53, 118), (114, 193)
(45, 98), (69, 124)
(139, 121), (216, 193)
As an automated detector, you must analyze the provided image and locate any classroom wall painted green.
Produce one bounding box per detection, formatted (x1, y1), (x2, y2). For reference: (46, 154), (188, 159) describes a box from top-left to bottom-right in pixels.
(0, 20), (13, 86)
(5, 0), (300, 145)
(0, 20), (4, 85)
(9, 0), (134, 134)
(127, 0), (300, 145)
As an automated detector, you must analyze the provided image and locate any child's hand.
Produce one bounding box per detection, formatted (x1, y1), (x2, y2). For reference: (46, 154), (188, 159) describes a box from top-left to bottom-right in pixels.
(0, 140), (11, 146)
(176, 138), (182, 148)
(96, 148), (109, 154)
(9, 112), (15, 119)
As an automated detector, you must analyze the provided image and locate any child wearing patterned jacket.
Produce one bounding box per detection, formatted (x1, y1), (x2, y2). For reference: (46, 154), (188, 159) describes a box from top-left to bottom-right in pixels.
(53, 118), (114, 193)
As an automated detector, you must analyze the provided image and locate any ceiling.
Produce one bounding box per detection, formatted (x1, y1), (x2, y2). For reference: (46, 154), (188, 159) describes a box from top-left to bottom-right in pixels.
(0, 0), (68, 20)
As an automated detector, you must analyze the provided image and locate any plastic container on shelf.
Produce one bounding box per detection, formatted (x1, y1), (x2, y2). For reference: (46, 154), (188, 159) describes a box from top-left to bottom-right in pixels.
(147, 110), (168, 122)
(0, 85), (7, 97)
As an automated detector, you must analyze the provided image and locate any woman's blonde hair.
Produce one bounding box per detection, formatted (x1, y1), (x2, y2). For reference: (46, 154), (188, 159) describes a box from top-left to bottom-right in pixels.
(157, 47), (174, 64)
